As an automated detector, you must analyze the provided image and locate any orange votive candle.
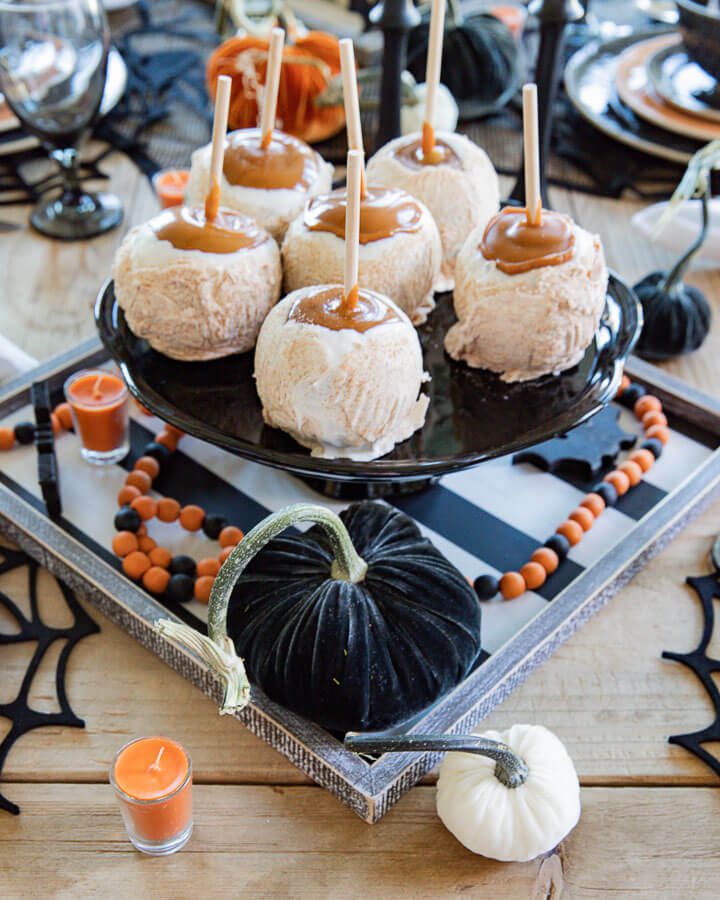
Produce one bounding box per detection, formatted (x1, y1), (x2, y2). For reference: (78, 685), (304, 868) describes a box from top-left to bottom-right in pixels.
(110, 736), (193, 855)
(64, 369), (129, 461)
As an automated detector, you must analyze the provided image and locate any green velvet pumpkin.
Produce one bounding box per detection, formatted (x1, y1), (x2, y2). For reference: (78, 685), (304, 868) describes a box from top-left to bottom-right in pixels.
(224, 501), (482, 733)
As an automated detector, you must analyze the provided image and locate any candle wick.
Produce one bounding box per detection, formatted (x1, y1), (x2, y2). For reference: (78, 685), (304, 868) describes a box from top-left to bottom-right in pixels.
(148, 746), (165, 772)
(92, 374), (104, 401)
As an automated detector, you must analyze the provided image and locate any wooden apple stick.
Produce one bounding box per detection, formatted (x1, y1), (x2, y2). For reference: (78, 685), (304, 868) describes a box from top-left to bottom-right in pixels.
(422, 0), (447, 158)
(523, 83), (542, 227)
(205, 74), (231, 222)
(343, 150), (362, 310)
(339, 38), (366, 196)
(260, 27), (285, 149)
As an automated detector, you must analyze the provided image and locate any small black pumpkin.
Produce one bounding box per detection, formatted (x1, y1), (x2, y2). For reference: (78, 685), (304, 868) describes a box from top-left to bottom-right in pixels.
(221, 501), (483, 733)
(406, 1), (521, 119)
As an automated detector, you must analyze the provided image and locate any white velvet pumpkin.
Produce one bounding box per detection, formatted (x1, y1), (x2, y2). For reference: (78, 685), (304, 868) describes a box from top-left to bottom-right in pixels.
(436, 724), (580, 862)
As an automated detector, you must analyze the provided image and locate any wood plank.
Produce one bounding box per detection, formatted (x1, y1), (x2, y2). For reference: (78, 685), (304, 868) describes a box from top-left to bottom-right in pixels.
(1, 783), (719, 898)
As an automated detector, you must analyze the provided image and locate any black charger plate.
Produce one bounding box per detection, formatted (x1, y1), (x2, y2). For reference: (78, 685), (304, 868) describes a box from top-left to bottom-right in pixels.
(95, 275), (641, 494)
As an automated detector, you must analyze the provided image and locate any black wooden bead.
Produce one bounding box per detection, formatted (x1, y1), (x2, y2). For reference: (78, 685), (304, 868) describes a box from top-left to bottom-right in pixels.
(473, 574), (500, 601)
(143, 441), (171, 465)
(169, 555), (196, 577)
(165, 573), (195, 604)
(593, 482), (618, 508)
(202, 514), (228, 540)
(14, 422), (36, 445)
(641, 438), (664, 460)
(618, 383), (646, 410)
(114, 506), (141, 533)
(544, 534), (570, 561)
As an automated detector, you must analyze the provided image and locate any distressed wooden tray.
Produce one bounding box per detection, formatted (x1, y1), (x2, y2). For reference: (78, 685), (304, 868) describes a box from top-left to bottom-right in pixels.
(1, 338), (719, 823)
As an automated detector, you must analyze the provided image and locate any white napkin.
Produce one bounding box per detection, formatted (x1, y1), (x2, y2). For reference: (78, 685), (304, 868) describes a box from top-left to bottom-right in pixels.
(632, 197), (720, 266)
(0, 333), (36, 387)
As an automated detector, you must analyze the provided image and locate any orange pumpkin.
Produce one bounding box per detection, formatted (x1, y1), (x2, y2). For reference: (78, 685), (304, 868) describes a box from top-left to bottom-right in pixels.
(206, 32), (345, 145)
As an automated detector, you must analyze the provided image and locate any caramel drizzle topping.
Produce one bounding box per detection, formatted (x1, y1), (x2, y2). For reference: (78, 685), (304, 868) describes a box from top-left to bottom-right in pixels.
(222, 128), (319, 191)
(151, 205), (267, 254)
(205, 176), (221, 223)
(288, 286), (400, 333)
(394, 133), (461, 170)
(304, 186), (424, 244)
(480, 207), (575, 275)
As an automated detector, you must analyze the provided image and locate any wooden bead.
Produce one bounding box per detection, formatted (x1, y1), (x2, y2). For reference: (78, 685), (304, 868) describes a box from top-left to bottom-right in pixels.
(634, 395), (662, 418)
(618, 460), (643, 487)
(157, 498), (181, 523)
(0, 427), (15, 450)
(125, 469), (152, 493)
(194, 575), (215, 604)
(645, 424), (670, 445)
(617, 374), (631, 397)
(604, 470), (630, 496)
(531, 547), (559, 574)
(122, 551), (151, 580)
(50, 413), (61, 436)
(134, 456), (160, 480)
(155, 430), (178, 451)
(197, 557), (221, 577)
(219, 525), (244, 548)
(54, 403), (74, 431)
(218, 546), (234, 565)
(138, 535), (157, 554)
(117, 485), (141, 507)
(569, 507), (594, 532)
(642, 410), (667, 430)
(143, 566), (171, 595)
(165, 424), (185, 440)
(520, 561), (546, 590)
(180, 504), (205, 531)
(629, 448), (654, 473)
(149, 546), (172, 569)
(580, 492), (605, 518)
(137, 523), (148, 537)
(131, 495), (158, 521)
(556, 519), (584, 546)
(500, 571), (526, 600)
(112, 531), (139, 557)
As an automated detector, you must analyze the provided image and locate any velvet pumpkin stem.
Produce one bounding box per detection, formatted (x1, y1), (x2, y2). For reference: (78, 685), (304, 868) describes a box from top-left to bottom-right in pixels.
(661, 183), (710, 296)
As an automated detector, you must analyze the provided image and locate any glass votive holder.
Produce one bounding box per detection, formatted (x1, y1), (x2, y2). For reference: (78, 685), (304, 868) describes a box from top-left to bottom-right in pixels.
(110, 736), (193, 856)
(63, 368), (129, 465)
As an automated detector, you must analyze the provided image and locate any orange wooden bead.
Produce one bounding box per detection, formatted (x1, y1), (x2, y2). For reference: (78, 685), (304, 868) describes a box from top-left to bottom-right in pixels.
(219, 525), (244, 548)
(131, 495), (158, 521)
(218, 546), (234, 565)
(629, 448), (654, 473)
(54, 403), (74, 431)
(531, 547), (559, 574)
(520, 561), (546, 590)
(138, 535), (157, 554)
(194, 575), (215, 604)
(645, 424), (670, 445)
(197, 557), (220, 577)
(149, 546), (172, 569)
(569, 506), (594, 532)
(112, 531), (139, 557)
(125, 469), (152, 493)
(556, 519), (584, 546)
(0, 427), (15, 450)
(155, 430), (178, 451)
(143, 566), (171, 595)
(604, 469), (630, 496)
(134, 455), (160, 480)
(122, 551), (151, 580)
(180, 504), (205, 531)
(50, 413), (61, 436)
(642, 410), (667, 430)
(634, 395), (662, 419)
(117, 485), (141, 507)
(137, 523), (148, 537)
(500, 571), (526, 600)
(617, 374), (631, 397)
(618, 459), (643, 487)
(580, 492), (606, 518)
(157, 498), (181, 523)
(164, 424), (184, 440)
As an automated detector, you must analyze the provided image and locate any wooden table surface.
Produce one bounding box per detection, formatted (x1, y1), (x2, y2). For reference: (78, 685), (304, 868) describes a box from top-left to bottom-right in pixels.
(1, 156), (720, 898)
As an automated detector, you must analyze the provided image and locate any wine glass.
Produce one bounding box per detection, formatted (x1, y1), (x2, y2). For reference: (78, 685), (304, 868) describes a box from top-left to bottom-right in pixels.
(0, 0), (122, 239)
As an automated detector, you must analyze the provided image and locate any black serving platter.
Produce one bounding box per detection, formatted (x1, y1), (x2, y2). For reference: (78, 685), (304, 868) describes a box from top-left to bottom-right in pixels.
(95, 275), (641, 491)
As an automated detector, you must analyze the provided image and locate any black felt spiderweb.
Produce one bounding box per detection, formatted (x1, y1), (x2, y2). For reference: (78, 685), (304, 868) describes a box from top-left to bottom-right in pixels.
(663, 571), (720, 778)
(0, 547), (99, 815)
